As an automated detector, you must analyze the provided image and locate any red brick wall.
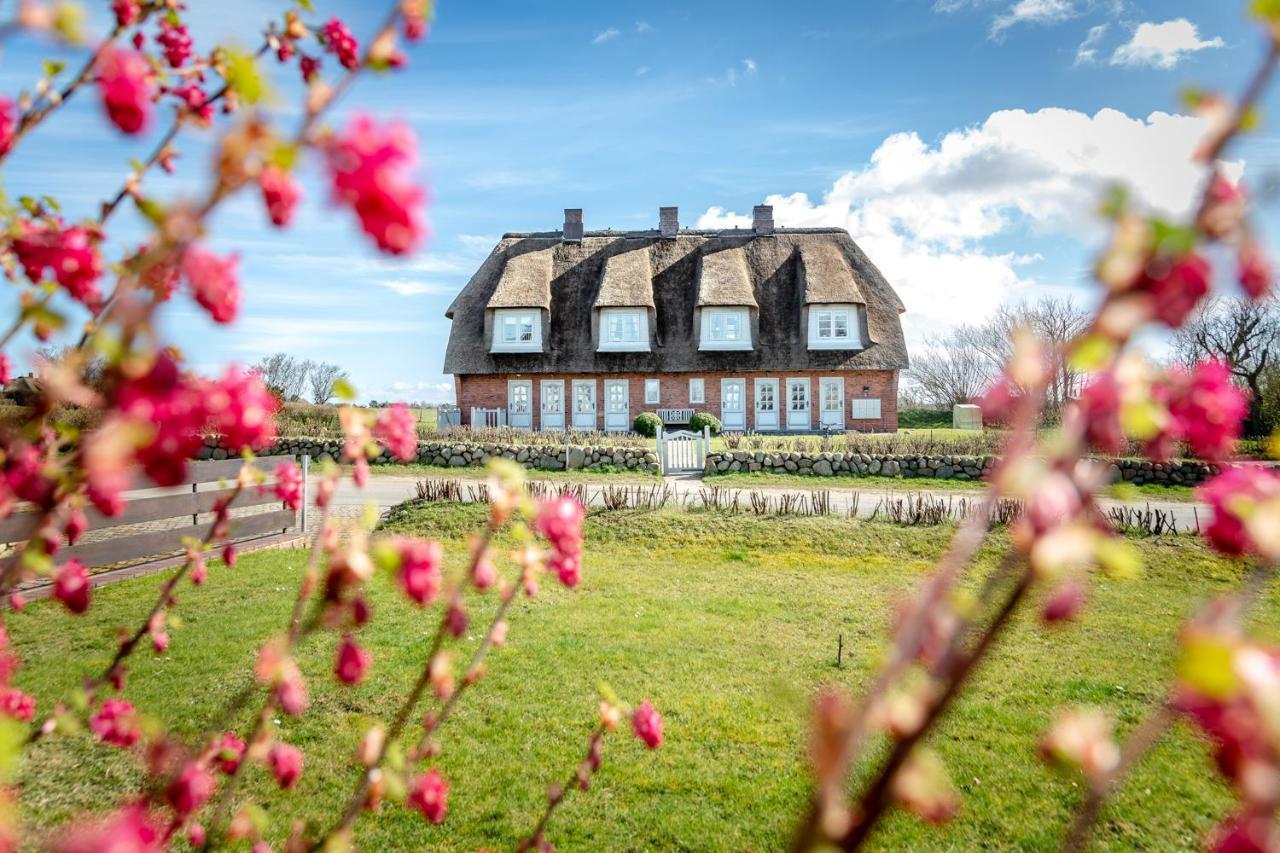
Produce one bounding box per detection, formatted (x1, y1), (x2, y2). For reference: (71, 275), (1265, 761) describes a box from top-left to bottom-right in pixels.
(456, 370), (899, 432)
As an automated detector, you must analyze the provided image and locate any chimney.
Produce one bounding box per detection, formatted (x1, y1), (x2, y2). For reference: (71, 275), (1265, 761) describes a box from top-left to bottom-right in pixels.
(659, 206), (678, 238)
(752, 205), (774, 236)
(562, 208), (583, 242)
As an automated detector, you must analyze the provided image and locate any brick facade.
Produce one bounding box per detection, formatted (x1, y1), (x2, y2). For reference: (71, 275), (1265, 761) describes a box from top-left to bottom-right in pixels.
(456, 369), (899, 433)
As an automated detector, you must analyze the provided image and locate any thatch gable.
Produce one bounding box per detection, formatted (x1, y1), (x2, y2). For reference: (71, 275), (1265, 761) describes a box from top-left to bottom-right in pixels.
(443, 228), (909, 376)
(485, 246), (553, 310)
(594, 247), (655, 309)
(800, 241), (866, 305)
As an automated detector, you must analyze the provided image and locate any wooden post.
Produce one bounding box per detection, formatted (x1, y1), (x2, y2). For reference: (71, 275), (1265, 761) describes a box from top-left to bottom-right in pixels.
(837, 633), (843, 668)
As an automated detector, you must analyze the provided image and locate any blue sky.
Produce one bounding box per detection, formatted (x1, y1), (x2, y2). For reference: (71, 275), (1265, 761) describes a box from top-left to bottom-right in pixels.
(2, 1), (1274, 403)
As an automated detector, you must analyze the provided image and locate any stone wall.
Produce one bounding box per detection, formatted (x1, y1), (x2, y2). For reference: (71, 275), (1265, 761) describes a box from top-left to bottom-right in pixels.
(196, 436), (661, 474)
(704, 450), (1227, 486)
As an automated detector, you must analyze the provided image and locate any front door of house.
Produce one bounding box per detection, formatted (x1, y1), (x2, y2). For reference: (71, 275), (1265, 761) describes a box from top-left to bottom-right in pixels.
(508, 380), (532, 430)
(819, 377), (845, 430)
(754, 378), (779, 431)
(603, 379), (629, 432)
(572, 380), (596, 430)
(721, 378), (746, 431)
(540, 380), (564, 431)
(787, 378), (811, 430)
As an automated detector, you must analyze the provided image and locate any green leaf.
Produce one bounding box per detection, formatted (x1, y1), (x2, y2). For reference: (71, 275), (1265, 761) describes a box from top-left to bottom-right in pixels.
(39, 195), (60, 213)
(296, 0), (314, 10)
(134, 196), (167, 225)
(1067, 334), (1115, 373)
(269, 143), (298, 171)
(41, 59), (66, 79)
(1150, 219), (1197, 255)
(1177, 634), (1237, 699)
(17, 196), (37, 214)
(225, 49), (268, 105)
(1251, 0), (1280, 22)
(1098, 183), (1128, 219)
(332, 378), (357, 400)
(128, 158), (147, 174)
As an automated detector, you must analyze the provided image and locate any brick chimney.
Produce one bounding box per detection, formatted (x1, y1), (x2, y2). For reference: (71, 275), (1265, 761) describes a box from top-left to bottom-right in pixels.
(752, 205), (774, 236)
(562, 208), (583, 242)
(659, 206), (678, 238)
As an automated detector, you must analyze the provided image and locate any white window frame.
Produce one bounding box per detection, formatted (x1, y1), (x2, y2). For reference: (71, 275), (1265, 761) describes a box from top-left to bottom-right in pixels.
(491, 308), (543, 353)
(699, 307), (752, 351)
(807, 303), (863, 350)
(688, 377), (705, 405)
(597, 308), (650, 352)
(644, 378), (660, 405)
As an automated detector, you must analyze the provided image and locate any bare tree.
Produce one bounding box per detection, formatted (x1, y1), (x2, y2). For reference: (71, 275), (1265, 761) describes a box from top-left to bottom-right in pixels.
(1173, 296), (1280, 435)
(34, 344), (107, 392)
(255, 353), (311, 400)
(308, 362), (348, 405)
(904, 332), (993, 408)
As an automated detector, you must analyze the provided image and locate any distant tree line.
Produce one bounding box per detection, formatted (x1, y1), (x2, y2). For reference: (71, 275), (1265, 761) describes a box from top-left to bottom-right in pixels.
(254, 352), (350, 405)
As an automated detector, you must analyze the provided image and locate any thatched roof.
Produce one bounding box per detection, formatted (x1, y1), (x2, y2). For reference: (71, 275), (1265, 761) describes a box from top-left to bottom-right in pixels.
(444, 228), (909, 375)
(800, 241), (866, 305)
(485, 246), (553, 310)
(594, 247), (654, 309)
(695, 247), (757, 308)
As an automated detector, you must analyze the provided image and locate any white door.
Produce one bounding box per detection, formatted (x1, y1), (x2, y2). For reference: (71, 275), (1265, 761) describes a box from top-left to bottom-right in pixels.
(721, 378), (746, 431)
(787, 378), (810, 430)
(604, 379), (629, 432)
(754, 379), (779, 431)
(540, 380), (565, 431)
(572, 380), (596, 430)
(819, 378), (845, 430)
(508, 380), (532, 430)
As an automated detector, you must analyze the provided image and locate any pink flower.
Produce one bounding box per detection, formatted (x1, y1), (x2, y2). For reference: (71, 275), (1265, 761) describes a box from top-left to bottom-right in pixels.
(91, 698), (141, 748)
(1198, 467), (1280, 556)
(321, 18), (360, 70)
(631, 700), (663, 749)
(1140, 253), (1210, 328)
(54, 804), (163, 852)
(471, 554), (496, 591)
(268, 742), (303, 789)
(155, 19), (193, 68)
(64, 508), (87, 545)
(260, 165), (301, 227)
(0, 96), (15, 156)
(1074, 374), (1122, 455)
(1041, 580), (1086, 623)
(334, 635), (371, 685)
(54, 559), (91, 614)
(111, 0), (140, 28)
(325, 115), (427, 255)
(0, 687), (35, 721)
(166, 763), (215, 816)
(205, 366), (279, 452)
(445, 597), (467, 638)
(395, 537), (443, 605)
(273, 461), (303, 511)
(5, 441), (56, 507)
(171, 82), (212, 122)
(1167, 361), (1249, 463)
(374, 403), (417, 461)
(1238, 241), (1272, 301)
(213, 731), (245, 774)
(537, 496), (585, 587)
(114, 351), (207, 487)
(96, 48), (152, 135)
(12, 221), (104, 308)
(0, 353), (10, 387)
(274, 669), (308, 716)
(299, 54), (322, 83)
(181, 245), (241, 324)
(407, 769), (448, 824)
(978, 374), (1019, 425)
(549, 550), (581, 589)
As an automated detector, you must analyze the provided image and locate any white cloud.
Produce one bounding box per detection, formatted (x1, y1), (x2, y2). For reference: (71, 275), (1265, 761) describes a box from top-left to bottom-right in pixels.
(635, 20), (653, 34)
(636, 65), (651, 76)
(706, 59), (758, 88)
(696, 107), (1237, 345)
(743, 58), (758, 75)
(372, 279), (459, 297)
(992, 0), (1077, 37)
(591, 27), (620, 45)
(1075, 23), (1108, 64)
(1111, 19), (1224, 69)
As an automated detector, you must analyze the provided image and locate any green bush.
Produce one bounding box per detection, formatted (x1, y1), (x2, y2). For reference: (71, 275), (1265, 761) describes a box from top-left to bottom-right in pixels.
(688, 411), (722, 435)
(898, 407), (952, 429)
(632, 412), (662, 437)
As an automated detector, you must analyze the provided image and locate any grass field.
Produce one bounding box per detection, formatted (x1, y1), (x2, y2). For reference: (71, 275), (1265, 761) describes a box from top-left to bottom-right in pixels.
(11, 504), (1275, 850)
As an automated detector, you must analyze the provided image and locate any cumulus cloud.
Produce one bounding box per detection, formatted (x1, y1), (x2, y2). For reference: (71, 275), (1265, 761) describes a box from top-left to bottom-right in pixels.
(591, 27), (620, 45)
(697, 107), (1236, 343)
(1111, 19), (1224, 69)
(1074, 23), (1108, 64)
(991, 0), (1077, 37)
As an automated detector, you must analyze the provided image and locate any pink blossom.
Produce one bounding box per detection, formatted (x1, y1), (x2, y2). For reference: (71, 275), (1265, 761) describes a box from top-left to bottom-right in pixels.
(54, 804), (163, 852)
(1198, 467), (1280, 556)
(325, 115), (427, 255)
(91, 698), (141, 748)
(537, 496), (585, 587)
(407, 769), (448, 824)
(260, 165), (301, 227)
(268, 742), (303, 789)
(321, 18), (360, 70)
(396, 536), (443, 605)
(1140, 253), (1210, 328)
(114, 351), (207, 487)
(978, 374), (1019, 425)
(170, 82), (212, 122)
(166, 763), (215, 816)
(213, 731), (245, 774)
(12, 221), (104, 308)
(300, 54), (322, 83)
(222, 542), (237, 568)
(374, 403), (418, 461)
(549, 549), (581, 589)
(273, 461), (303, 511)
(334, 635), (371, 685)
(96, 48), (152, 134)
(1167, 361), (1249, 463)
(54, 559), (91, 614)
(191, 557), (207, 586)
(274, 670), (307, 716)
(111, 0), (140, 27)
(5, 442), (56, 507)
(181, 245), (241, 324)
(1074, 374), (1122, 455)
(64, 508), (87, 545)
(0, 687), (35, 721)
(0, 96), (15, 156)
(632, 700), (663, 749)
(155, 19), (193, 68)
(471, 554), (496, 591)
(0, 353), (10, 386)
(445, 597), (467, 638)
(1238, 241), (1272, 301)
(1041, 580), (1086, 623)
(205, 366), (279, 451)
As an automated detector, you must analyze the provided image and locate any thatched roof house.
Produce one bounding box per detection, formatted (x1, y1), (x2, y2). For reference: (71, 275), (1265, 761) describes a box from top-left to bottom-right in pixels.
(445, 206), (908, 434)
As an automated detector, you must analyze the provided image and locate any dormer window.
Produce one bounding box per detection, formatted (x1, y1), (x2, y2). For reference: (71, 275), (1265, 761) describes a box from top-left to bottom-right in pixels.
(807, 303), (863, 350)
(699, 307), (752, 351)
(598, 307), (649, 352)
(491, 308), (542, 353)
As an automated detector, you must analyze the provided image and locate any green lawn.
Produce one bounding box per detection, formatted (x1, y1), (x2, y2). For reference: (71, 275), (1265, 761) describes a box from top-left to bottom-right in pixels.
(11, 505), (1274, 850)
(359, 461), (662, 483)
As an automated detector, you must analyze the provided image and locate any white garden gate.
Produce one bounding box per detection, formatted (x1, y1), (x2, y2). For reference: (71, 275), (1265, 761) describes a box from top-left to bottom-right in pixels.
(656, 426), (710, 474)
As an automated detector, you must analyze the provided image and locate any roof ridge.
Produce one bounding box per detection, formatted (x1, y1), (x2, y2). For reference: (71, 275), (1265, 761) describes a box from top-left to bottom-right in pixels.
(499, 227), (852, 239)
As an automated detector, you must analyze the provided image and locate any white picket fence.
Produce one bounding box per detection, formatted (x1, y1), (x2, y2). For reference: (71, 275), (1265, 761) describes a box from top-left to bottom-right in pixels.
(656, 425), (710, 474)
(470, 407), (507, 428)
